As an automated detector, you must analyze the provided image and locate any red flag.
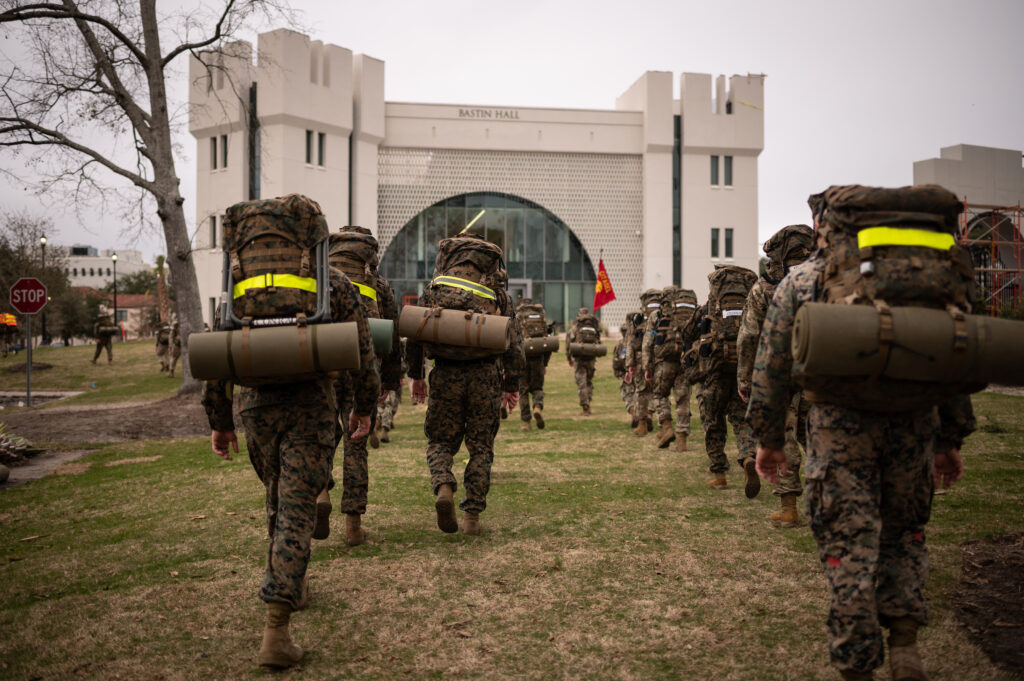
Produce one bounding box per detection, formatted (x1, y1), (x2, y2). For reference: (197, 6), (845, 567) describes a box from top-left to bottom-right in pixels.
(593, 258), (616, 311)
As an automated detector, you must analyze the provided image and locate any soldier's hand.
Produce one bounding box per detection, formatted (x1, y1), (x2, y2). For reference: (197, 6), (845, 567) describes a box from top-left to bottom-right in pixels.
(624, 367), (634, 384)
(644, 368), (653, 383)
(738, 385), (751, 403)
(567, 358), (574, 368)
(349, 411), (371, 440)
(755, 446), (787, 484)
(934, 449), (964, 489)
(378, 390), (392, 404)
(411, 379), (427, 404)
(502, 392), (519, 410)
(211, 430), (238, 461)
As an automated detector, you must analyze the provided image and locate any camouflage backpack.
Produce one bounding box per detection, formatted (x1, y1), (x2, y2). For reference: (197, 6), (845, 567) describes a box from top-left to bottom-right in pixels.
(799, 184), (978, 411)
(669, 287), (699, 329)
(574, 310), (601, 344)
(156, 324), (171, 345)
(329, 227), (381, 319)
(697, 265), (757, 374)
(652, 286), (698, 362)
(763, 224), (814, 285)
(517, 301), (548, 339)
(222, 194), (328, 324)
(421, 233), (509, 359)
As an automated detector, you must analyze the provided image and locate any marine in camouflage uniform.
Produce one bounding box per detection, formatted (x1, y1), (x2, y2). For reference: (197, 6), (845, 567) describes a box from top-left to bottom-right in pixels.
(202, 268), (379, 649)
(737, 224), (813, 525)
(565, 307), (600, 415)
(407, 235), (524, 534)
(747, 253), (976, 681)
(625, 290), (663, 435)
(641, 285), (699, 450)
(167, 321), (181, 377)
(516, 299), (551, 430)
(612, 324), (631, 415)
(620, 310), (644, 427)
(90, 315), (115, 363)
(376, 340), (407, 440)
(155, 322), (171, 372)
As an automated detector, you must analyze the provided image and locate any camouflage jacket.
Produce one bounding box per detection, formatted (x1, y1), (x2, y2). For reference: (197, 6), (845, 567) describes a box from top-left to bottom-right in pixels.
(622, 311), (645, 370)
(406, 288), (525, 393)
(202, 268), (381, 432)
(746, 256), (976, 450)
(640, 306), (684, 371)
(736, 278), (776, 395)
(612, 337), (627, 379)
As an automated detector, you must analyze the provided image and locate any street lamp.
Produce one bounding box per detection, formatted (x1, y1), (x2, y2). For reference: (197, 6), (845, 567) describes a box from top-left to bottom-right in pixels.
(111, 252), (118, 335)
(39, 235), (48, 345)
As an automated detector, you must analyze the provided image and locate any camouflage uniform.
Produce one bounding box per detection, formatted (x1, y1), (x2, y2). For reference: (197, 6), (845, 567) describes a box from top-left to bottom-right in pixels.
(641, 286), (698, 442)
(747, 257), (977, 676)
(737, 225), (813, 496)
(516, 300), (551, 422)
(155, 323), (170, 372)
(168, 322), (181, 377)
(91, 317), (115, 363)
(202, 269), (379, 608)
(407, 272), (524, 516)
(377, 387), (400, 431)
(682, 304), (756, 473)
(566, 308), (600, 410)
(624, 292), (662, 430)
(612, 326), (630, 412)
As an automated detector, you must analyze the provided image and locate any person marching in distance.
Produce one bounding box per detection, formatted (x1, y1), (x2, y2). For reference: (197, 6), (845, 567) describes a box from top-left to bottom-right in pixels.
(407, 233), (524, 535)
(737, 222), (814, 526)
(566, 306), (602, 416)
(91, 314), (117, 364)
(624, 289), (663, 435)
(612, 323), (631, 415)
(516, 298), (552, 431)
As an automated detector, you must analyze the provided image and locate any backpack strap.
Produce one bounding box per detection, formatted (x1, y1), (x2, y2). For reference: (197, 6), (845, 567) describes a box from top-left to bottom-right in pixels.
(432, 275), (496, 300)
(232, 273), (318, 299)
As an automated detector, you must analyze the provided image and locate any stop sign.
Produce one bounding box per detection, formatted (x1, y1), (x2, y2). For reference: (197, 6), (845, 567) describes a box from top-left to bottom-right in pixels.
(10, 277), (48, 315)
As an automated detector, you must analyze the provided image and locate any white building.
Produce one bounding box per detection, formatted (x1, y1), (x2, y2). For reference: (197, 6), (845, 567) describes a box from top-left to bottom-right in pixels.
(188, 28), (764, 330)
(60, 246), (150, 322)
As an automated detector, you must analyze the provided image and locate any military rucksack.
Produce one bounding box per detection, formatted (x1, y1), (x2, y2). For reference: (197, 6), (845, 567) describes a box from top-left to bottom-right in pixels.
(698, 265), (757, 374)
(652, 288), (698, 362)
(798, 184), (978, 411)
(669, 288), (699, 329)
(221, 194), (330, 327)
(420, 234), (509, 359)
(329, 228), (381, 319)
(518, 302), (548, 339)
(156, 325), (171, 344)
(574, 313), (600, 344)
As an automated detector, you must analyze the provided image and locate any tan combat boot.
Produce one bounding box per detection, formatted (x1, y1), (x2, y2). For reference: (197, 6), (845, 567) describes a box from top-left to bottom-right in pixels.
(380, 427), (390, 443)
(521, 419), (532, 431)
(258, 602), (303, 668)
(889, 617), (928, 681)
(312, 489), (332, 540)
(656, 420), (676, 449)
(770, 493), (802, 528)
(743, 457), (761, 499)
(533, 406), (545, 430)
(463, 511), (480, 535)
(345, 513), (366, 546)
(674, 434), (688, 452)
(435, 484), (458, 534)
(707, 472), (728, 490)
(582, 404), (591, 416)
(633, 417), (649, 437)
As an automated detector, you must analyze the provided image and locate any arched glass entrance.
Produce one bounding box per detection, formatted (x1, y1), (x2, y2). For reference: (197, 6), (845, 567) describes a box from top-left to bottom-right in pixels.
(380, 192), (597, 330)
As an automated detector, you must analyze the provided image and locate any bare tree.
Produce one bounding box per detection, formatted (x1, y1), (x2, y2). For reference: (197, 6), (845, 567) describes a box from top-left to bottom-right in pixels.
(0, 0), (290, 393)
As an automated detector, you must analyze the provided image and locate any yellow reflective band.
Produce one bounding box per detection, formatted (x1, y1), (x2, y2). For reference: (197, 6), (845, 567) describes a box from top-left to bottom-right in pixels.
(354, 282), (378, 301)
(232, 273), (317, 299)
(857, 227), (955, 251)
(432, 275), (496, 300)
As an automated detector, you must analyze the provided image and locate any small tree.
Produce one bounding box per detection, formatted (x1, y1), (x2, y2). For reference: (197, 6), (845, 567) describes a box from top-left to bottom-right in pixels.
(0, 0), (292, 392)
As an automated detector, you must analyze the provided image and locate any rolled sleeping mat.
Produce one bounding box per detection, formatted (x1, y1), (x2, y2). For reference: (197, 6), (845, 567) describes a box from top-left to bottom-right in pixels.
(793, 302), (1024, 385)
(398, 305), (511, 351)
(523, 336), (560, 356)
(189, 322), (361, 382)
(568, 342), (608, 358)
(368, 318), (394, 356)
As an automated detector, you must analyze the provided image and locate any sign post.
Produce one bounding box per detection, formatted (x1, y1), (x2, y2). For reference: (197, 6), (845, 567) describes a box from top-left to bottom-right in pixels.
(9, 277), (48, 407)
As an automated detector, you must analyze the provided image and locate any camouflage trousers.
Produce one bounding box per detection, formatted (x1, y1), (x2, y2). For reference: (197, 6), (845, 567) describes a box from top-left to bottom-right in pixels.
(92, 338), (112, 362)
(619, 379), (633, 412)
(573, 359), (595, 407)
(648, 361), (692, 435)
(333, 384), (376, 515)
(519, 356), (546, 420)
(697, 371), (756, 473)
(774, 392), (809, 497)
(632, 371), (652, 419)
(377, 388), (400, 431)
(425, 359), (502, 514)
(805, 403), (937, 675)
(156, 344), (169, 371)
(168, 345), (180, 375)
(241, 402), (334, 609)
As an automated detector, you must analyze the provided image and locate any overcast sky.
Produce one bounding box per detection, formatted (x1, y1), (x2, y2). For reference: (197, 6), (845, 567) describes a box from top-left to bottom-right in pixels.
(2, 0), (1022, 264)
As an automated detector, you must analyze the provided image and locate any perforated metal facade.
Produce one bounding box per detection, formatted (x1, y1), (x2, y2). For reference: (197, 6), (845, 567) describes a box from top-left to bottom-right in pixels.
(378, 147), (643, 328)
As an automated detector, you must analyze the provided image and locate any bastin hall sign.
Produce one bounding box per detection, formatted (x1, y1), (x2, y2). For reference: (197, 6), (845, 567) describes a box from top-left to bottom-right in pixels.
(458, 108), (521, 120)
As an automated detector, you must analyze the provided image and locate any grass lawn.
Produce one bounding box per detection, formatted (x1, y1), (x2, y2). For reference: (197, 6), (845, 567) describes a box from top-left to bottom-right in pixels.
(0, 342), (1021, 680)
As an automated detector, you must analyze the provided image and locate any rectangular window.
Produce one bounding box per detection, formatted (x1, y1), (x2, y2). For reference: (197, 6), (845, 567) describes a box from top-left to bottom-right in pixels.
(210, 137), (218, 170)
(115, 310), (127, 323)
(711, 228), (720, 258)
(724, 155), (733, 186)
(725, 228), (734, 258)
(305, 130), (313, 164)
(220, 134), (228, 168)
(710, 155), (719, 185)
(209, 215), (217, 248)
(317, 132), (325, 166)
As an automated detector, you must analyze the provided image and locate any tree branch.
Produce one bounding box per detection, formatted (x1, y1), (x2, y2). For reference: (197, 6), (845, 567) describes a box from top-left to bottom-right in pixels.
(0, 3), (150, 67)
(161, 0), (239, 67)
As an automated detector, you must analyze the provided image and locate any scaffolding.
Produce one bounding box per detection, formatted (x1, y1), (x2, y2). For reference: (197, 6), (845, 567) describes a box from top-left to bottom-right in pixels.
(958, 202), (1024, 316)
